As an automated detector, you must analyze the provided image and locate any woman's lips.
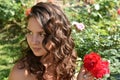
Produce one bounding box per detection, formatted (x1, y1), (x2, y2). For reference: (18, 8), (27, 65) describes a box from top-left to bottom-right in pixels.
(32, 47), (41, 52)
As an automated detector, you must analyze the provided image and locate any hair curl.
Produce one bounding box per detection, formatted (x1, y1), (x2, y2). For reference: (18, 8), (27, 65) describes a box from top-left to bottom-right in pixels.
(18, 2), (77, 80)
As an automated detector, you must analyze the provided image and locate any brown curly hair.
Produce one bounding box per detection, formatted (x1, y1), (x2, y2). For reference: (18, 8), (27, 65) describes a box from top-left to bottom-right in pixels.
(18, 2), (77, 80)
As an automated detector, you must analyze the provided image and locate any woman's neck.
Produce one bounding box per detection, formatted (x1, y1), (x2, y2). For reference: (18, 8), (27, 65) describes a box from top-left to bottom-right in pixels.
(40, 53), (54, 68)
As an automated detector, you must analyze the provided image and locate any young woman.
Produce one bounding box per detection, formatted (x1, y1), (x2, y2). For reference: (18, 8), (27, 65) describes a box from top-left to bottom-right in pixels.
(8, 2), (94, 80)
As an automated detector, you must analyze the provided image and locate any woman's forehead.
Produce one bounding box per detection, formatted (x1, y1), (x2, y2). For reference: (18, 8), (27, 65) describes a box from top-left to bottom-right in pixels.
(27, 17), (44, 32)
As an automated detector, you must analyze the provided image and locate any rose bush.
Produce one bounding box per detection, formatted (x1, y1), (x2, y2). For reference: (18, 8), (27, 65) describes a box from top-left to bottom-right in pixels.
(64, 0), (120, 79)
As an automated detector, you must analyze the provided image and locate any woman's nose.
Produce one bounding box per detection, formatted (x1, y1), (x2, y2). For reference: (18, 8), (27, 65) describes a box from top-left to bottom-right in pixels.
(31, 35), (40, 44)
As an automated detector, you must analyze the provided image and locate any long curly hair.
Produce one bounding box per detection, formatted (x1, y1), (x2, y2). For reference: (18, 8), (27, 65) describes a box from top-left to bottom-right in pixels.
(18, 2), (77, 80)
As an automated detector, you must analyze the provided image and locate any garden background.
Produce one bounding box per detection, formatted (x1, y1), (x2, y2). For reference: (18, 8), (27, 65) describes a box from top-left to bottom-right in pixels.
(0, 0), (120, 80)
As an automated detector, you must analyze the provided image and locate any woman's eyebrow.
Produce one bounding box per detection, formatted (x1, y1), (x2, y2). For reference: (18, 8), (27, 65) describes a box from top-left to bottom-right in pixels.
(37, 30), (45, 33)
(27, 27), (45, 33)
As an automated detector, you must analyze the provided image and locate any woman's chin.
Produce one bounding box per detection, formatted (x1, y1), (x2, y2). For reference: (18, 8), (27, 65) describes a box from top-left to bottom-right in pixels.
(33, 52), (43, 56)
(33, 51), (47, 57)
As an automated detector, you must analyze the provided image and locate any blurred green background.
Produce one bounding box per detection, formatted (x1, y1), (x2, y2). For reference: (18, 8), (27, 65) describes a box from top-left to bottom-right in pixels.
(0, 0), (120, 80)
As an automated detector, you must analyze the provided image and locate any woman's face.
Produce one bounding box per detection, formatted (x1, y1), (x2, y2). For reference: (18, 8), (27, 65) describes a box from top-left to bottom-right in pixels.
(26, 17), (48, 56)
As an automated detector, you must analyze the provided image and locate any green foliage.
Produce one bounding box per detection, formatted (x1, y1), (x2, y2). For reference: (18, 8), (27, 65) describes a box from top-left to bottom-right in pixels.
(0, 0), (33, 79)
(0, 0), (33, 28)
(64, 0), (120, 79)
(0, 0), (22, 26)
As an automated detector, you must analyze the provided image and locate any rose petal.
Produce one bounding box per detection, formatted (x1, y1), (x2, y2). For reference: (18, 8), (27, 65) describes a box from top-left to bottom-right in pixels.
(72, 21), (85, 31)
(117, 8), (120, 15)
(25, 8), (31, 16)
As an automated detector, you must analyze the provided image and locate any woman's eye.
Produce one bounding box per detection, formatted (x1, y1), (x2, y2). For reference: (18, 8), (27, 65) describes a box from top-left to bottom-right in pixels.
(26, 29), (33, 35)
(39, 33), (46, 37)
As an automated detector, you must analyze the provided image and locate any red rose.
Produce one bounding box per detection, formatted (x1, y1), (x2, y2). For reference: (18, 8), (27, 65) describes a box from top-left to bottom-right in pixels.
(91, 61), (109, 78)
(83, 52), (101, 71)
(83, 52), (110, 79)
(117, 8), (120, 15)
(25, 8), (31, 16)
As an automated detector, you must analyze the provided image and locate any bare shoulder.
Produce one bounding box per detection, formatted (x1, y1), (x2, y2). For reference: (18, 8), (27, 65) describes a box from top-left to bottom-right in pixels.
(8, 63), (26, 80)
(8, 62), (36, 80)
